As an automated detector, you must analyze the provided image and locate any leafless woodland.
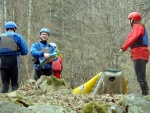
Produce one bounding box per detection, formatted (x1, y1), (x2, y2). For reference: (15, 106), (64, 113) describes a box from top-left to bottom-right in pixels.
(0, 0), (150, 93)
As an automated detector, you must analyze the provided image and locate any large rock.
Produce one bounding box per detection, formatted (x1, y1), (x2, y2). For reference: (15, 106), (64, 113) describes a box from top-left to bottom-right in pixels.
(123, 93), (150, 113)
(29, 103), (77, 113)
(0, 101), (34, 113)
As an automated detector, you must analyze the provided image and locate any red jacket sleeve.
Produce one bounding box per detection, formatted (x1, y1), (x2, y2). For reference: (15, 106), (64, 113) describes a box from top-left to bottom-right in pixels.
(122, 24), (144, 51)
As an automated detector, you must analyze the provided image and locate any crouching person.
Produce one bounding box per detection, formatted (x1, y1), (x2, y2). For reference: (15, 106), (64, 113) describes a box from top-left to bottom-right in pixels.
(30, 28), (56, 80)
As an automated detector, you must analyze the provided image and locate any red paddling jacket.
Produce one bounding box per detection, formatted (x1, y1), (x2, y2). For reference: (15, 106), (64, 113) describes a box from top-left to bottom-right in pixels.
(121, 24), (149, 61)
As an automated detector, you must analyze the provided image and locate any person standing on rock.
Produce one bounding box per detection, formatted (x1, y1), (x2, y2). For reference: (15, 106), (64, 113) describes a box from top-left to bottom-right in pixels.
(119, 12), (149, 95)
(0, 21), (28, 93)
(30, 28), (56, 80)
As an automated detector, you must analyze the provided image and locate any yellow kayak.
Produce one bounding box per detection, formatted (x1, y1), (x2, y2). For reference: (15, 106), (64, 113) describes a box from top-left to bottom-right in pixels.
(72, 72), (101, 94)
(72, 70), (127, 95)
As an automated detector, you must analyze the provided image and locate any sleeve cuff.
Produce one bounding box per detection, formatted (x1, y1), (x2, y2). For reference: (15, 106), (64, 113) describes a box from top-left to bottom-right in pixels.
(41, 52), (44, 57)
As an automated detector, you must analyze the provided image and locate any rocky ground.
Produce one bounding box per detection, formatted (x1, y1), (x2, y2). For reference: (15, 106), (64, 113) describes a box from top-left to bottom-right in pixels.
(12, 77), (127, 113)
(0, 76), (149, 113)
(29, 92), (126, 112)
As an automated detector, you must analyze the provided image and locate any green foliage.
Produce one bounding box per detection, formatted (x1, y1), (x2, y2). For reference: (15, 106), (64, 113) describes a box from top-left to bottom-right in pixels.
(82, 102), (109, 113)
(118, 98), (124, 106)
(47, 76), (65, 87)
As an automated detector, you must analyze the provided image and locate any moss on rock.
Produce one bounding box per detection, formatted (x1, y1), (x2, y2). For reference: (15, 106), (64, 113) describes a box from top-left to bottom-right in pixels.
(82, 101), (109, 113)
(47, 76), (65, 87)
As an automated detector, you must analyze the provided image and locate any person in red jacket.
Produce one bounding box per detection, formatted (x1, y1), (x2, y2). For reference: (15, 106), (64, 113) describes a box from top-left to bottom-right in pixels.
(50, 43), (63, 79)
(119, 12), (149, 95)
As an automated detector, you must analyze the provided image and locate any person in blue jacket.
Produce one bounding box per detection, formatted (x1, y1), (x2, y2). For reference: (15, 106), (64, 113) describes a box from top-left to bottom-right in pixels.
(30, 28), (56, 80)
(0, 21), (28, 93)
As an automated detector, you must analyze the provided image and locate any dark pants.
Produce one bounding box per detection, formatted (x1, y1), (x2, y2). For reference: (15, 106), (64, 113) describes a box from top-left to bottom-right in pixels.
(0, 56), (20, 93)
(34, 68), (53, 80)
(133, 59), (148, 95)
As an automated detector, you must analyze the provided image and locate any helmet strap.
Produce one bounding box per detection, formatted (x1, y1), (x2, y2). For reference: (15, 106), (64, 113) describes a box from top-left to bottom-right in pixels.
(14, 28), (16, 32)
(130, 19), (134, 27)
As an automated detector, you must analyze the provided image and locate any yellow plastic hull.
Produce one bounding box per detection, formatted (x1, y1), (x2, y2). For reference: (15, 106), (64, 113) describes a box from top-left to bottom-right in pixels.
(72, 72), (127, 95)
(122, 76), (127, 94)
(72, 72), (101, 94)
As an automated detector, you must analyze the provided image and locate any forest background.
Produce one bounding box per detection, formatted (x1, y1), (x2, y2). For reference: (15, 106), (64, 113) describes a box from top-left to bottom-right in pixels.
(0, 0), (150, 93)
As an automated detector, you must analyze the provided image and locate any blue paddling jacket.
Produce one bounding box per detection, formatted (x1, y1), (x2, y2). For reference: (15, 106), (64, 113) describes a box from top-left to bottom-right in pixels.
(30, 41), (56, 69)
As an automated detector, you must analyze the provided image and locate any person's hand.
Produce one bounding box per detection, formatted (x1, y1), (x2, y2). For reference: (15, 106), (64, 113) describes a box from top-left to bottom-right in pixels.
(44, 53), (50, 59)
(119, 49), (123, 53)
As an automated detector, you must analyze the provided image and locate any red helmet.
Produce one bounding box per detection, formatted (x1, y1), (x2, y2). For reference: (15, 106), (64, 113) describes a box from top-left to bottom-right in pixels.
(128, 12), (142, 21)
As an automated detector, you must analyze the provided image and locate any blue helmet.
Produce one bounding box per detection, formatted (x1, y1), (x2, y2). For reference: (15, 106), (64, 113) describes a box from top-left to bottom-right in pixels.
(5, 21), (18, 30)
(40, 28), (50, 35)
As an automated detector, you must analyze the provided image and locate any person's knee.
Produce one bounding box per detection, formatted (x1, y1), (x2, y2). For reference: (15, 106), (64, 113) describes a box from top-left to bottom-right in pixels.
(137, 76), (146, 82)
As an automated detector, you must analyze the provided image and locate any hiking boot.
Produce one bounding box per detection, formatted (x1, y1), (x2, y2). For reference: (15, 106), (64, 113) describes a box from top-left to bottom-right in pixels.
(142, 90), (149, 96)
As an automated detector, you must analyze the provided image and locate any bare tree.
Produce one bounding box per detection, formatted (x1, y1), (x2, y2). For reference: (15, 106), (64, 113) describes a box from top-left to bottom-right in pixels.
(0, 0), (150, 91)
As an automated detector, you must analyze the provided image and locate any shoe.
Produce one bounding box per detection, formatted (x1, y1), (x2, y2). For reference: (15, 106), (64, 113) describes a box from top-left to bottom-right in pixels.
(142, 91), (148, 96)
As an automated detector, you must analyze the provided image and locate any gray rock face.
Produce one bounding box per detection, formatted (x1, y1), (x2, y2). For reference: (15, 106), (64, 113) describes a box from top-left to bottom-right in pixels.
(0, 101), (76, 113)
(29, 103), (77, 113)
(0, 102), (34, 113)
(124, 93), (150, 113)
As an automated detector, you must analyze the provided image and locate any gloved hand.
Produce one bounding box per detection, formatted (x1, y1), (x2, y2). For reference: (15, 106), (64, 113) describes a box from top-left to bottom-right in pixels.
(44, 53), (50, 59)
(119, 49), (123, 53)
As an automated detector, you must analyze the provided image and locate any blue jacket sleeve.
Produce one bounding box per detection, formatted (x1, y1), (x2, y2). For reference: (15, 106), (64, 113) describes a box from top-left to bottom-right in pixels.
(14, 33), (28, 55)
(30, 43), (44, 58)
(50, 45), (56, 55)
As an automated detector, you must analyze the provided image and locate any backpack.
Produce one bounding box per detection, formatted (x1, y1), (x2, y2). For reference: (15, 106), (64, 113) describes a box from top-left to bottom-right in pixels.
(0, 34), (19, 54)
(142, 28), (149, 46)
